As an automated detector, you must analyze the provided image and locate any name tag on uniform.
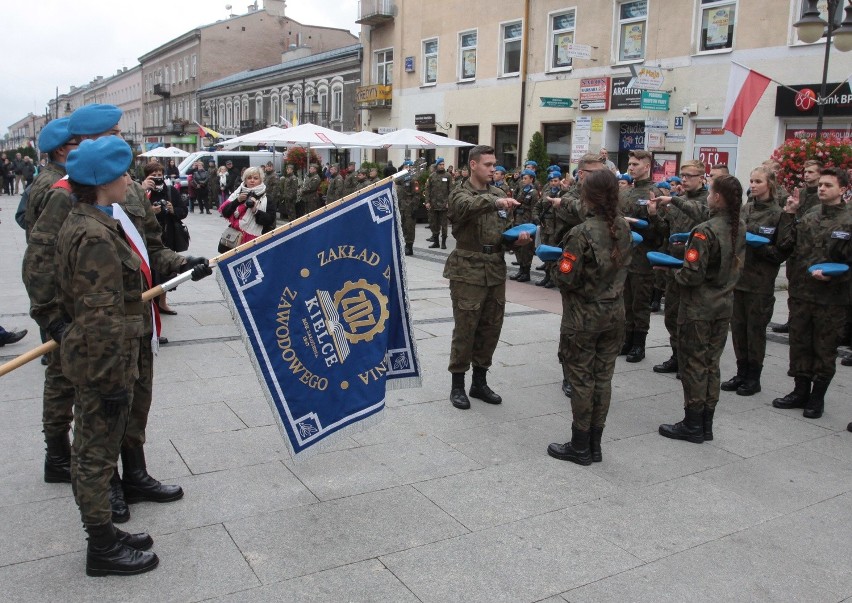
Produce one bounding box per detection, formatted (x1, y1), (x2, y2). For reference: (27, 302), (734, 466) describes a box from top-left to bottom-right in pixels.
(442, 178), (448, 182)
(831, 231), (851, 240)
(498, 210), (508, 219)
(758, 226), (776, 235)
(637, 199), (649, 206)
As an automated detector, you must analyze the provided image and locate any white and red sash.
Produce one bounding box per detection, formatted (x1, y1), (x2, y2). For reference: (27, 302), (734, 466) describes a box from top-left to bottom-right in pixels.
(112, 203), (160, 354)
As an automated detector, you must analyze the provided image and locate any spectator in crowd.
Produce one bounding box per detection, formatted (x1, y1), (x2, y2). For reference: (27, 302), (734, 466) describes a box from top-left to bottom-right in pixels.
(219, 166), (277, 252)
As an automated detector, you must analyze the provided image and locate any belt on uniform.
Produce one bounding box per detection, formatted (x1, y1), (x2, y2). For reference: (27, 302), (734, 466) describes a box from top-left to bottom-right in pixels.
(456, 243), (504, 254)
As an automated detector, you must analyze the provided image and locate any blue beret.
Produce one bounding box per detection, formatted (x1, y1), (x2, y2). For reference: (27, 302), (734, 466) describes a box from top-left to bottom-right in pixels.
(548, 172), (562, 179)
(494, 166), (507, 174)
(67, 136), (132, 186)
(524, 160), (538, 167)
(547, 165), (560, 172)
(435, 157), (445, 166)
(618, 174), (634, 183)
(656, 181), (671, 190)
(521, 169), (537, 178)
(402, 159), (414, 167)
(38, 118), (71, 153)
(68, 104), (123, 136)
(667, 176), (682, 184)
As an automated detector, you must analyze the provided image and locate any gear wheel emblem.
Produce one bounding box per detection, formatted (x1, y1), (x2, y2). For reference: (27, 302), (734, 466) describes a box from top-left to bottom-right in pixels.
(332, 279), (389, 344)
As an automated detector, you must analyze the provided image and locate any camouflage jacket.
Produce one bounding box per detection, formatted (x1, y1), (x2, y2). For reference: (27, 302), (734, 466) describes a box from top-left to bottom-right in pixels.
(55, 203), (146, 393)
(443, 179), (512, 287)
(553, 184), (586, 244)
(278, 174), (299, 202)
(555, 215), (632, 332)
(263, 173), (280, 204)
(300, 174), (321, 201)
(619, 178), (663, 274)
(513, 184), (538, 224)
(652, 188), (709, 259)
(736, 196), (787, 295)
(24, 162), (65, 239)
(426, 171), (453, 211)
(326, 174), (345, 203)
(674, 213), (746, 321)
(796, 185), (820, 217)
(395, 179), (417, 209)
(777, 202), (852, 305)
(342, 172), (359, 197)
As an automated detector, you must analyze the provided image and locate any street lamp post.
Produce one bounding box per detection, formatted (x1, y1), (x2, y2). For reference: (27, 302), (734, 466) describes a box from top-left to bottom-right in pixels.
(793, 0), (852, 138)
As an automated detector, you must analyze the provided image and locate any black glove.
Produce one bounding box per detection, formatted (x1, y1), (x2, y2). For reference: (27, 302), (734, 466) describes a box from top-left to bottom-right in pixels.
(180, 256), (212, 281)
(47, 319), (70, 343)
(101, 388), (129, 418)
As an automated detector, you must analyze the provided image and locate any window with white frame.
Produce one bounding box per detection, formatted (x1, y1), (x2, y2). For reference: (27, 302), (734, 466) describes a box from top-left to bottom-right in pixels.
(698, 0), (736, 51)
(550, 9), (576, 70)
(796, 0), (845, 40)
(318, 91), (327, 117)
(332, 86), (343, 121)
(171, 63), (176, 84)
(191, 54), (197, 78)
(184, 57), (189, 81)
(256, 96), (263, 121)
(271, 96), (279, 124)
(178, 63), (183, 83)
(375, 49), (393, 85)
(501, 22), (523, 76)
(459, 31), (477, 80)
(616, 0), (648, 62)
(423, 38), (438, 85)
(164, 67), (169, 85)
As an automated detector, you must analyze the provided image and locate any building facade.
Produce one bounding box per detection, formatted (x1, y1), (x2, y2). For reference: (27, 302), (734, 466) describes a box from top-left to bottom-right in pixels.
(357, 0), (852, 182)
(140, 0), (357, 150)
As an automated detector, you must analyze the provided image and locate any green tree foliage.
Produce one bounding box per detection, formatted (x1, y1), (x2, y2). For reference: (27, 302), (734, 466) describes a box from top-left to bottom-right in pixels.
(526, 131), (550, 184)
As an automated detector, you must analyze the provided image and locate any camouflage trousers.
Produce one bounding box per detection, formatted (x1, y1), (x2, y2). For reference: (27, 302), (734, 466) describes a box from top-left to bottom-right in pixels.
(42, 347), (75, 440)
(280, 197), (297, 221)
(730, 290), (775, 366)
(514, 242), (534, 270)
(71, 339), (140, 525)
(663, 275), (681, 350)
(788, 298), (843, 381)
(304, 196), (321, 215)
(677, 318), (729, 411)
(448, 280), (506, 374)
(429, 209), (448, 239)
(400, 202), (416, 245)
(624, 272), (654, 333)
(125, 337), (155, 448)
(563, 325), (624, 431)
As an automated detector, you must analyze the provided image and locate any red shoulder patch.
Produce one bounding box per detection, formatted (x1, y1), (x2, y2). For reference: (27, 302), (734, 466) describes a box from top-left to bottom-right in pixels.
(52, 178), (71, 192)
(693, 232), (707, 240)
(562, 251), (577, 261)
(686, 249), (700, 263)
(559, 259), (574, 274)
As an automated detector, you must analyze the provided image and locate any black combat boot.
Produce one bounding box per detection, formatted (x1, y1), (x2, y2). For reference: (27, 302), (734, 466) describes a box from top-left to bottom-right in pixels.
(110, 470), (130, 524)
(658, 407), (705, 443)
(121, 446), (184, 504)
(515, 268), (531, 283)
(653, 352), (678, 374)
(626, 332), (647, 363)
(772, 377), (811, 409)
(426, 234), (437, 243)
(535, 272), (551, 287)
(703, 407), (715, 441)
(450, 372), (470, 409)
(649, 288), (663, 312)
(619, 331), (634, 356)
(589, 426), (604, 462)
(771, 321), (789, 334)
(736, 363), (762, 396)
(85, 522), (159, 577)
(404, 244), (413, 256)
(721, 359), (748, 391)
(547, 426), (592, 465)
(429, 239), (440, 248)
(441, 236), (447, 250)
(115, 527), (154, 551)
(803, 377), (830, 419)
(44, 432), (72, 483)
(469, 366), (502, 404)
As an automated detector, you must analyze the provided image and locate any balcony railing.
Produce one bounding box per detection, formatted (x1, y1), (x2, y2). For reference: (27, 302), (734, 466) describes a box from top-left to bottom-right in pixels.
(356, 0), (395, 26)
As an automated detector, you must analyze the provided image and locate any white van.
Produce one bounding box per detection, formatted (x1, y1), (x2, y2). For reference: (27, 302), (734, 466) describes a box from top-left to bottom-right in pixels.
(175, 150), (285, 190)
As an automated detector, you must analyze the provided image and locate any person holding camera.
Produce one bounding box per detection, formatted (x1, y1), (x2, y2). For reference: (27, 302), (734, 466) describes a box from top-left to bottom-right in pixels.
(142, 161), (188, 315)
(219, 166), (277, 253)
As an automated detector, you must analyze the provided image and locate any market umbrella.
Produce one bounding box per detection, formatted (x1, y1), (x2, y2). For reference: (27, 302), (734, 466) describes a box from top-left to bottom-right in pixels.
(220, 123), (353, 149)
(339, 130), (384, 148)
(139, 146), (190, 158)
(376, 128), (475, 149)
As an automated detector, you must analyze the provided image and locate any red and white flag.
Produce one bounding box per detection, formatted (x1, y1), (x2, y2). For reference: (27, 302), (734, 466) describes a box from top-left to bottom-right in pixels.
(723, 64), (771, 137)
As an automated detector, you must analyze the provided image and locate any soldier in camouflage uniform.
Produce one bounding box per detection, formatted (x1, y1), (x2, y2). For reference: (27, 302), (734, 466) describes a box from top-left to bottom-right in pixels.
(262, 162), (280, 217)
(206, 161), (220, 210)
(510, 169), (538, 282)
(721, 166), (786, 396)
(648, 160), (709, 375)
(772, 167), (852, 419)
(55, 136), (159, 576)
(492, 165), (512, 196)
(533, 172), (562, 288)
(444, 145), (528, 410)
(658, 174), (745, 444)
(24, 118), (73, 241)
(326, 164), (345, 203)
(342, 161), (358, 197)
(300, 164), (322, 214)
(277, 164), (299, 220)
(396, 160), (417, 256)
(425, 158), (453, 248)
(548, 170), (632, 465)
(618, 150), (663, 363)
(354, 168), (370, 190)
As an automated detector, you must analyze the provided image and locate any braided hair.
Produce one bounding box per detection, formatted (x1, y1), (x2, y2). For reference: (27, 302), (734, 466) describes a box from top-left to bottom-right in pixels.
(581, 169), (624, 265)
(711, 174), (743, 265)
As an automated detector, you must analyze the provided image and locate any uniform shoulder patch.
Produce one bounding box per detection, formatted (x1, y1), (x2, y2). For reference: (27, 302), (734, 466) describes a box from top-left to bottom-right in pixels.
(52, 178), (71, 192)
(686, 248), (700, 263)
(562, 251), (577, 261)
(559, 258), (574, 274)
(693, 232), (707, 241)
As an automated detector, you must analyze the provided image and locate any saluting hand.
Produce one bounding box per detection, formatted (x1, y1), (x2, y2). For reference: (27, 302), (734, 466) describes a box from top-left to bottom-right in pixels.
(498, 198), (520, 210)
(785, 188), (800, 214)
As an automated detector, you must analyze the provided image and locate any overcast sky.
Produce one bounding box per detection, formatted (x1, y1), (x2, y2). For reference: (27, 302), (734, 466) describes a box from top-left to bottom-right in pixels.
(1, 0), (358, 133)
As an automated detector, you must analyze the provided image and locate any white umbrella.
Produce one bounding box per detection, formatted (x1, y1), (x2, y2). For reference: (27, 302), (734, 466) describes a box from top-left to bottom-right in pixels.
(376, 128), (475, 149)
(339, 130), (384, 149)
(139, 146), (190, 158)
(221, 123), (353, 149)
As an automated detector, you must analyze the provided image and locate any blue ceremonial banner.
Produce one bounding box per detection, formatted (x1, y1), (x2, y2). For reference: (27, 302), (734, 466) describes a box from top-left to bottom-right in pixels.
(216, 179), (421, 457)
